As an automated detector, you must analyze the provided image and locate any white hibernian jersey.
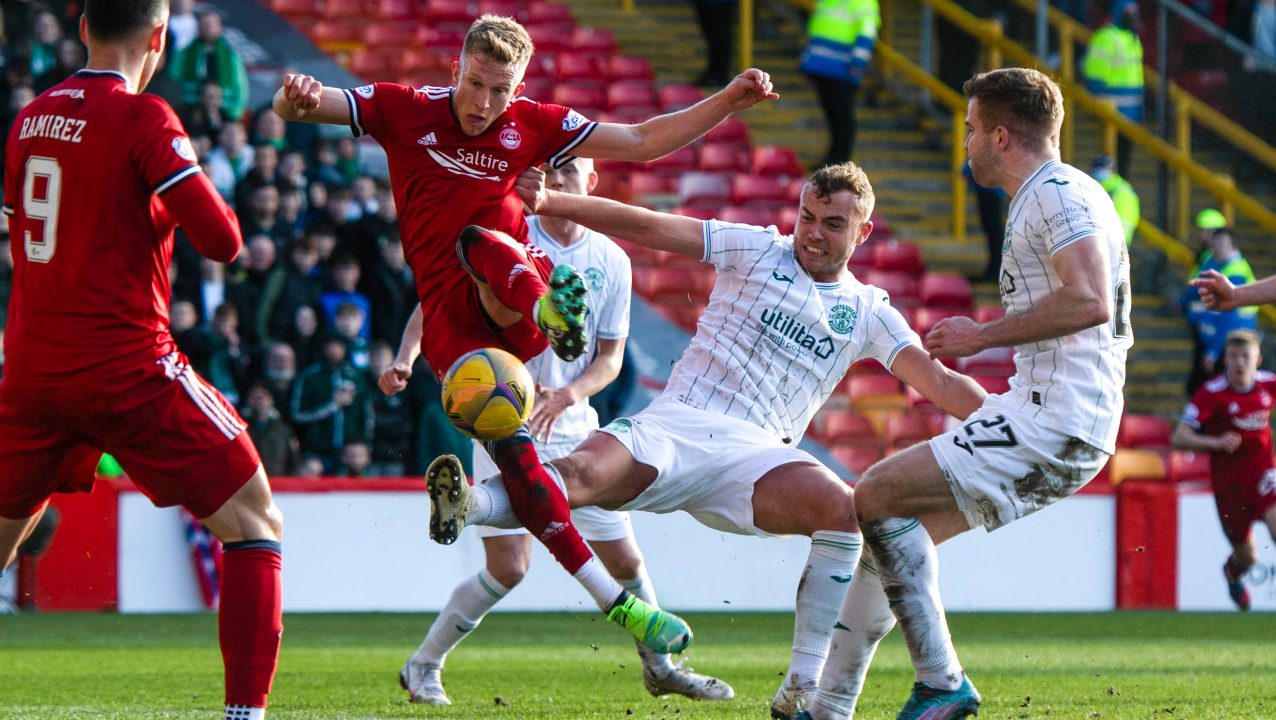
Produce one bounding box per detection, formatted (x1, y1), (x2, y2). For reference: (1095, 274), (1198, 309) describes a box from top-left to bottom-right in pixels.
(999, 159), (1132, 454)
(522, 216), (632, 444)
(661, 220), (921, 443)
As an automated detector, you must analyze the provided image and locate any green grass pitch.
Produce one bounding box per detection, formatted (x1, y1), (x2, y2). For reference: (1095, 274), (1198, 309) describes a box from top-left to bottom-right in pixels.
(2, 612), (1275, 718)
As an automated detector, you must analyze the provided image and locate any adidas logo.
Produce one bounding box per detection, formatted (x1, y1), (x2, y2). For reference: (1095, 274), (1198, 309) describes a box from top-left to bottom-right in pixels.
(417, 132), (437, 146)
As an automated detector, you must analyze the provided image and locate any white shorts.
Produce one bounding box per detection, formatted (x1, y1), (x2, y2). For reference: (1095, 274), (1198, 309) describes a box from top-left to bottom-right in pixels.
(928, 395), (1111, 531)
(601, 398), (819, 537)
(471, 439), (634, 542)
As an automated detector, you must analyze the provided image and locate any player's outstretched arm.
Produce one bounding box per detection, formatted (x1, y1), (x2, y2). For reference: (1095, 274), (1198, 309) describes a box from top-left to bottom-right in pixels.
(1193, 269), (1276, 312)
(161, 173), (243, 263)
(520, 180), (704, 259)
(926, 237), (1112, 358)
(272, 73), (352, 125)
(379, 304), (422, 396)
(889, 346), (987, 420)
(1171, 421), (1241, 454)
(573, 68), (779, 162)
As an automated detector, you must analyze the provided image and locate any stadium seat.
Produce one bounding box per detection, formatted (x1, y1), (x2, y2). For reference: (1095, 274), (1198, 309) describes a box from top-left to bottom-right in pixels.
(550, 85), (605, 116)
(1168, 450), (1211, 484)
(956, 346), (1015, 375)
(775, 206), (798, 234)
(308, 21), (363, 47)
(572, 26), (618, 53)
(912, 308), (965, 338)
(374, 0), (419, 20)
(971, 374), (1011, 395)
(904, 384), (938, 415)
(425, 0), (477, 25)
(270, 0), (322, 19)
(554, 53), (603, 84)
(731, 175), (789, 209)
(670, 206), (717, 221)
(627, 171), (674, 207)
(718, 207), (773, 227)
(830, 445), (884, 476)
(974, 304), (1005, 323)
(919, 273), (973, 310)
(364, 22), (423, 48)
(606, 56), (655, 81)
(479, 0), (526, 21)
(348, 49), (390, 79)
(704, 116), (750, 145)
(678, 172), (732, 210)
(751, 145), (805, 178)
(872, 240), (925, 274)
(787, 177), (805, 203)
(698, 143), (750, 174)
(606, 81), (658, 111)
(885, 413), (934, 451)
(529, 0), (575, 24)
(519, 76), (552, 101)
(848, 359), (889, 376)
(638, 267), (715, 304)
(1117, 414), (1173, 450)
(644, 145), (698, 177)
(659, 84), (704, 112)
(611, 238), (661, 268)
(419, 26), (466, 52)
(864, 270), (920, 308)
(847, 374), (904, 407)
(324, 0), (367, 20)
(868, 212), (893, 241)
(524, 22), (574, 53)
(814, 410), (879, 447)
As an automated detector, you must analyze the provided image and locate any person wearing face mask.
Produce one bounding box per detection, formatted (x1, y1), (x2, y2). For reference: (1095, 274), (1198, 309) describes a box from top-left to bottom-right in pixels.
(1090, 154), (1139, 245)
(1083, 0), (1145, 179)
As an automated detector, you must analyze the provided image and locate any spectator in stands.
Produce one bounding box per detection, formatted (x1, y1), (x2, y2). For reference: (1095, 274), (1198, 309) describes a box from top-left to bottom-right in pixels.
(351, 176), (379, 220)
(1172, 329), (1276, 612)
(362, 238), (415, 346)
(1091, 154), (1139, 245)
(172, 299), (214, 375)
(230, 234), (278, 347)
(237, 182), (283, 242)
(251, 106), (288, 150)
(183, 81), (227, 140)
(168, 0), (199, 53)
(339, 442), (372, 477)
(319, 253), (372, 339)
(169, 9), (249, 120)
(193, 257), (228, 326)
(309, 140), (346, 188)
(303, 181), (330, 228)
(242, 383), (299, 478)
(407, 357), (472, 476)
(34, 38), (83, 94)
(288, 305), (321, 370)
(276, 182), (306, 242)
(334, 136), (361, 186)
(208, 303), (251, 406)
(1083, 0), (1144, 179)
(691, 0), (737, 86)
(25, 10), (61, 79)
(259, 233), (323, 345)
(1240, 0), (1276, 181)
(259, 341), (298, 421)
(1191, 208), (1227, 266)
(800, 0), (879, 167)
(278, 149), (308, 191)
(290, 333), (375, 473)
(206, 121), (254, 201)
(333, 302), (370, 370)
(368, 341), (414, 476)
(1181, 228), (1258, 396)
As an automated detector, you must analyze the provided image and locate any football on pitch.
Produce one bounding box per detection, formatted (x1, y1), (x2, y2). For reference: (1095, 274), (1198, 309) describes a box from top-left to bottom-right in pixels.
(441, 348), (535, 441)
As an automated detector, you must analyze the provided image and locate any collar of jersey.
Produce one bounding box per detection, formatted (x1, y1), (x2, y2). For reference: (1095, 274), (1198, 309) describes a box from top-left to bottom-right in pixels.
(1008, 158), (1059, 214)
(74, 69), (131, 91)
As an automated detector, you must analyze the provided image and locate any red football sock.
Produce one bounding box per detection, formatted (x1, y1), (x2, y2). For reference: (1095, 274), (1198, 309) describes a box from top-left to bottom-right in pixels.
(491, 434), (593, 573)
(461, 226), (548, 318)
(220, 541), (283, 709)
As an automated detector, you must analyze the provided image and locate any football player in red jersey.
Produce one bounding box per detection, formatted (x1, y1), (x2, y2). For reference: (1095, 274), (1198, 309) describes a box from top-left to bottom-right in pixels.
(0, 2), (282, 719)
(1173, 329), (1276, 611)
(273, 15), (777, 666)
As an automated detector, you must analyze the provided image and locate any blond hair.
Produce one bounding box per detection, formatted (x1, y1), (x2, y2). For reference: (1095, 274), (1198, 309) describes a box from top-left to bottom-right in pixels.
(963, 68), (1064, 150)
(807, 162), (876, 220)
(462, 14), (534, 67)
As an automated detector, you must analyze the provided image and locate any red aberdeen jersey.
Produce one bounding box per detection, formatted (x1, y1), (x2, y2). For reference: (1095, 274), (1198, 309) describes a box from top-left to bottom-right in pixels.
(1182, 371), (1276, 484)
(343, 82), (596, 305)
(2, 71), (206, 384)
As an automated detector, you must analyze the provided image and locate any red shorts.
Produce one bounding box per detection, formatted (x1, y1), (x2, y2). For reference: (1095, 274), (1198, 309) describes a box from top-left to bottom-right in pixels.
(0, 351), (261, 519)
(1212, 467), (1276, 544)
(419, 252), (554, 380)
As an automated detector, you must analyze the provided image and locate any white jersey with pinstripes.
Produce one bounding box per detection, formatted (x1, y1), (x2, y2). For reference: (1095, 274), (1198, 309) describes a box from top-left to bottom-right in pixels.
(999, 159), (1132, 454)
(522, 216), (632, 445)
(661, 220), (921, 444)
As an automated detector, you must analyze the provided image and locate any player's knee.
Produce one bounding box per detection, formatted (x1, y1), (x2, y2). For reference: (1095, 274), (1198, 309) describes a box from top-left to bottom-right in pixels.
(807, 481), (857, 533)
(853, 465), (890, 522)
(488, 558), (529, 588)
(605, 554), (645, 581)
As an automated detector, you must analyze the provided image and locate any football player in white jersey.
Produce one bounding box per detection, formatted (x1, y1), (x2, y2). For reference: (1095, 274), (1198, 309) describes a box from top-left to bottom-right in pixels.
(381, 159), (732, 705)
(798, 68), (1132, 720)
(430, 161), (987, 715)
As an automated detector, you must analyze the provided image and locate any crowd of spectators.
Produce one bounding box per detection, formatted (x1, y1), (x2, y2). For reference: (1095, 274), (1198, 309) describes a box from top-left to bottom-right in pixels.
(0, 3), (474, 479)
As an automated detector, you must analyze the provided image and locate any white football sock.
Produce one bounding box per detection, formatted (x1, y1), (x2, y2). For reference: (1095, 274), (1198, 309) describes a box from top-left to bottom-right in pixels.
(620, 570), (676, 674)
(783, 530), (863, 692)
(574, 557), (625, 611)
(864, 517), (963, 691)
(466, 474), (519, 528)
(224, 706), (265, 720)
(807, 551), (897, 719)
(414, 569), (510, 665)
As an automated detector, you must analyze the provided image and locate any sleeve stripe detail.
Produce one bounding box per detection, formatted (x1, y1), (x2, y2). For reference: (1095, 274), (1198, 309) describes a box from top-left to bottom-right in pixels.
(2, 205), (13, 216)
(701, 220), (713, 261)
(547, 121), (598, 168)
(884, 339), (911, 369)
(342, 88), (366, 137)
(154, 165), (202, 195)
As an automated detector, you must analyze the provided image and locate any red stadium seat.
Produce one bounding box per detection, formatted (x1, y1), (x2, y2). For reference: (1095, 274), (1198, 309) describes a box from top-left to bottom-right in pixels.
(639, 266), (715, 304)
(524, 21), (574, 53)
(324, 0), (366, 20)
(572, 26), (618, 53)
(787, 177), (805, 203)
(831, 445), (884, 476)
(751, 145), (805, 178)
(885, 413), (935, 451)
(872, 240), (925, 274)
(271, 0), (322, 19)
(364, 22), (423, 48)
(478, 0), (525, 20)
(776, 206), (799, 234)
(348, 49), (390, 79)
(704, 117), (750, 145)
(606, 56), (655, 81)
(731, 175), (790, 209)
(919, 273), (973, 310)
(519, 76), (552, 101)
(864, 270), (920, 308)
(1117, 414), (1173, 450)
(868, 212), (893, 241)
(670, 206), (717, 221)
(659, 84), (705, 112)
(974, 304), (1005, 323)
(553, 53), (602, 84)
(529, 1), (574, 24)
(1168, 450), (1211, 484)
(606, 81), (658, 111)
(913, 307), (965, 338)
(308, 20), (363, 46)
(425, 0), (476, 25)
(718, 207), (773, 227)
(374, 0), (419, 20)
(698, 143), (750, 174)
(971, 374), (1011, 395)
(956, 346), (1015, 375)
(644, 145), (698, 177)
(846, 374), (904, 406)
(550, 85), (605, 116)
(848, 359), (889, 376)
(814, 411), (879, 447)
(627, 171), (674, 207)
(678, 172), (732, 210)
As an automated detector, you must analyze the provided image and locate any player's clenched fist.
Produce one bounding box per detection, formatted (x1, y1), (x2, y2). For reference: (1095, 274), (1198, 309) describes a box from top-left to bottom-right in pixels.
(280, 73), (323, 116)
(379, 362), (413, 396)
(720, 68), (780, 111)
